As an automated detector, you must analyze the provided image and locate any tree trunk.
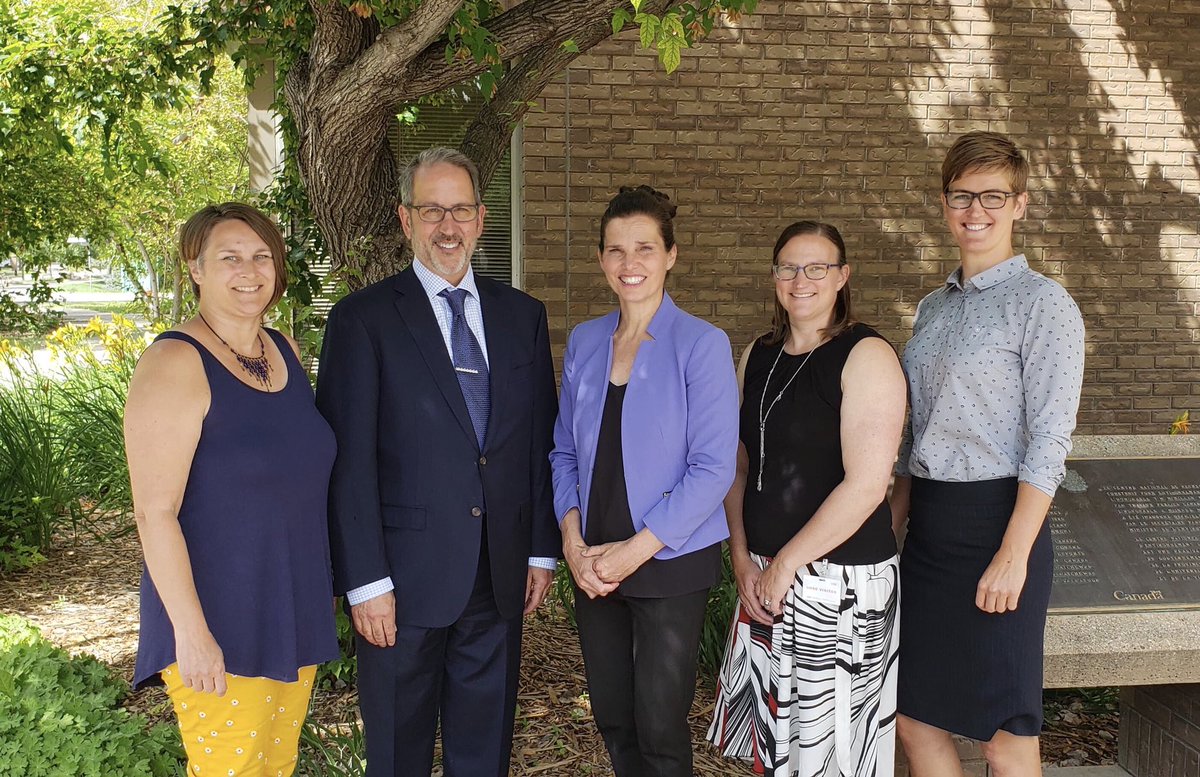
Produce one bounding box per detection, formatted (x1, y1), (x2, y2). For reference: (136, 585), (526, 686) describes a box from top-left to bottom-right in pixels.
(171, 253), (183, 324)
(134, 236), (161, 321)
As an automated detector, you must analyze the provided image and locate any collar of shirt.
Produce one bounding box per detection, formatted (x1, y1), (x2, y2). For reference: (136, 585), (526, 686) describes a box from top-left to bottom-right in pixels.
(410, 256), (490, 366)
(945, 254), (1029, 293)
(411, 255), (481, 304)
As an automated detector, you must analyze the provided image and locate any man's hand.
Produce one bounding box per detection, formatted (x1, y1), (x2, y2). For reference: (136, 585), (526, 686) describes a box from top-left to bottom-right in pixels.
(351, 591), (397, 647)
(524, 566), (554, 616)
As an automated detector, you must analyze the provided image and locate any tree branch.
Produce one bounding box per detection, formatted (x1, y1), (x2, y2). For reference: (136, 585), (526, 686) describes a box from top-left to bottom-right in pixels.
(323, 0), (464, 109)
(307, 0), (379, 90)
(404, 0), (632, 100)
(461, 0), (673, 188)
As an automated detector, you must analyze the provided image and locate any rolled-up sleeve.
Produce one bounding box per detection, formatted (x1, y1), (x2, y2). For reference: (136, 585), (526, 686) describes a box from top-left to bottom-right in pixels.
(1018, 285), (1085, 497)
(639, 327), (740, 550)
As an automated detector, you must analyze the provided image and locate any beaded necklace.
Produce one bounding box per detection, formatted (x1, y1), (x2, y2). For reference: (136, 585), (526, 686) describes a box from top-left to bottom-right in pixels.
(198, 313), (273, 389)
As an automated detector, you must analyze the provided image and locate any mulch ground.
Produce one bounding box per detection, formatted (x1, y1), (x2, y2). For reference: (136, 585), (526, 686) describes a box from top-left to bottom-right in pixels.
(0, 523), (1118, 774)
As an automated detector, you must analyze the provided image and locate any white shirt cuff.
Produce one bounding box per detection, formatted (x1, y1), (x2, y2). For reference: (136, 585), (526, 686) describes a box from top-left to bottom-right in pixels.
(345, 577), (394, 606)
(528, 556), (557, 571)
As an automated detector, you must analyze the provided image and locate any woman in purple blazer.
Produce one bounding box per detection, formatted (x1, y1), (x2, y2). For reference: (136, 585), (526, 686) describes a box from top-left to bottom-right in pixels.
(550, 185), (740, 777)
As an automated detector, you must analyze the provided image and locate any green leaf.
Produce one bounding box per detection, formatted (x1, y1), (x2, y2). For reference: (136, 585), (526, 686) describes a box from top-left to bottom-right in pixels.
(661, 40), (682, 73)
(612, 6), (631, 34)
(631, 0), (643, 10)
(560, 39), (580, 54)
(636, 14), (659, 51)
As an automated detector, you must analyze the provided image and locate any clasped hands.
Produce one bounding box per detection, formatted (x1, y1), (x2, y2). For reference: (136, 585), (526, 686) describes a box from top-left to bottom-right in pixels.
(732, 551), (798, 626)
(564, 533), (660, 599)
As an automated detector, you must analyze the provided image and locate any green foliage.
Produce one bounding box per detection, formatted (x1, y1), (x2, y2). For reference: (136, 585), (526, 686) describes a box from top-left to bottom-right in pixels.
(629, 0), (758, 73)
(297, 716), (366, 776)
(549, 560), (577, 624)
(0, 318), (146, 570)
(315, 608), (358, 691)
(0, 367), (78, 567)
(0, 0), (199, 258)
(0, 614), (185, 776)
(697, 547), (737, 682)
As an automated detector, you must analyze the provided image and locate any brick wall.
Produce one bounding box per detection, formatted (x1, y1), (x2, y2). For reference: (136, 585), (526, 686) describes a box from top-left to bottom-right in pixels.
(1120, 685), (1200, 776)
(520, 0), (1200, 435)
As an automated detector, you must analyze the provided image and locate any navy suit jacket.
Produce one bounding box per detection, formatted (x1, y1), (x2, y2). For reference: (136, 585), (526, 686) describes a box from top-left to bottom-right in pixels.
(316, 266), (559, 628)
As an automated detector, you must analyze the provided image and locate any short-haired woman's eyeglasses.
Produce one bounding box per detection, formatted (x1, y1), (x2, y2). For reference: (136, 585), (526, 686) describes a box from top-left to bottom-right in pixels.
(772, 263), (840, 281)
(944, 190), (1019, 210)
(407, 204), (481, 223)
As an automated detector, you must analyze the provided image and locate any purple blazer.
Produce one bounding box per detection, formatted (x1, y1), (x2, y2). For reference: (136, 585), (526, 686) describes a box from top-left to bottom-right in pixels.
(550, 294), (739, 558)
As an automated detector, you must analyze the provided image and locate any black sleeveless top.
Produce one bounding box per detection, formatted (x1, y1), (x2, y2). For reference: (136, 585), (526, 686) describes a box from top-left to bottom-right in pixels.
(585, 382), (721, 597)
(740, 323), (896, 564)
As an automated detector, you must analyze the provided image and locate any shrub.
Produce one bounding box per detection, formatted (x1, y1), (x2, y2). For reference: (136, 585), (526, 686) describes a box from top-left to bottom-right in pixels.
(0, 318), (146, 570)
(297, 717), (366, 776)
(0, 359), (76, 569)
(0, 614), (184, 777)
(315, 608), (357, 691)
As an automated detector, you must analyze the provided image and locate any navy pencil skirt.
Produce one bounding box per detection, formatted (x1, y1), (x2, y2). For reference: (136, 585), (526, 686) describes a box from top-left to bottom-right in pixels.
(897, 476), (1053, 741)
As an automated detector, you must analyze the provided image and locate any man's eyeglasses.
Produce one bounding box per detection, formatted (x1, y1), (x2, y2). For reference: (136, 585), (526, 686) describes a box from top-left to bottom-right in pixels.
(406, 204), (481, 223)
(772, 263), (841, 281)
(944, 190), (1019, 210)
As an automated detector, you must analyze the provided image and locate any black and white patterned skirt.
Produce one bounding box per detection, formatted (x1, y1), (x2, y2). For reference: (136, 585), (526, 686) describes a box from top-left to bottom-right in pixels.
(707, 555), (900, 777)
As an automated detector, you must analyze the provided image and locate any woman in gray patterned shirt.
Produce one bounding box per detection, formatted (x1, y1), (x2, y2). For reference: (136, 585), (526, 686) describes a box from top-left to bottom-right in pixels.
(890, 131), (1085, 776)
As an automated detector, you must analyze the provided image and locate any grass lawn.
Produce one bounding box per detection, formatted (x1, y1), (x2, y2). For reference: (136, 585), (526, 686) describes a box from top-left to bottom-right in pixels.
(66, 299), (140, 316)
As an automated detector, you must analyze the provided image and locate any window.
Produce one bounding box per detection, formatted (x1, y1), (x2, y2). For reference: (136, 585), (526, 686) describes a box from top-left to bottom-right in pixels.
(391, 98), (522, 287)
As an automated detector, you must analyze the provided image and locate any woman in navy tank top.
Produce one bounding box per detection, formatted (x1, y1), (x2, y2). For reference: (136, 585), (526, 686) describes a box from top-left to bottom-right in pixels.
(124, 204), (338, 776)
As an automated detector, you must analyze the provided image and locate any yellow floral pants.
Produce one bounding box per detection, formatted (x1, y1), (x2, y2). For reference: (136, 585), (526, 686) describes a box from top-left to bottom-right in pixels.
(161, 663), (317, 777)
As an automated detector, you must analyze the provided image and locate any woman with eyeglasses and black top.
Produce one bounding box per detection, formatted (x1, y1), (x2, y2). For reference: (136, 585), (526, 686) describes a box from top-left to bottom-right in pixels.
(708, 221), (907, 776)
(891, 132), (1085, 776)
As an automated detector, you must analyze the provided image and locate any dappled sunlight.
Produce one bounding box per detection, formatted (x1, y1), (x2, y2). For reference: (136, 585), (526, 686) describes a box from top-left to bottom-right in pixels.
(1065, 0), (1200, 195)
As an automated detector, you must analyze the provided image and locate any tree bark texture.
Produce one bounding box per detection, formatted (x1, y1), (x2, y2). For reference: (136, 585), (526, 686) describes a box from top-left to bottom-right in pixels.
(285, 0), (680, 289)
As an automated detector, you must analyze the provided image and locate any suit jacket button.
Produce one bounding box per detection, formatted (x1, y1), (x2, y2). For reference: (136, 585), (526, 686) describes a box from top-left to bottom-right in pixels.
(478, 456), (487, 466)
(471, 506), (483, 517)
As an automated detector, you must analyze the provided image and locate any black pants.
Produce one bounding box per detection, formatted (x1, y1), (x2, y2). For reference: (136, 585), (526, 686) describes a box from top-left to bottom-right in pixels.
(574, 587), (710, 777)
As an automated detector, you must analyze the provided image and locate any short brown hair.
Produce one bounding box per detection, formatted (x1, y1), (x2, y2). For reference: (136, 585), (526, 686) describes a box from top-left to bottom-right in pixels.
(763, 220), (856, 346)
(180, 203), (288, 312)
(941, 131), (1029, 193)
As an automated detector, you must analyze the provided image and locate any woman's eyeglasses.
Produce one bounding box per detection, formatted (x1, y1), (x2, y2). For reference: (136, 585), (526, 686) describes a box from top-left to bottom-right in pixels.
(771, 263), (841, 281)
(943, 190), (1019, 210)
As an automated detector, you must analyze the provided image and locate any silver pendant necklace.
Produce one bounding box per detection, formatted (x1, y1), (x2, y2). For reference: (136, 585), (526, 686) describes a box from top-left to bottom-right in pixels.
(756, 341), (819, 492)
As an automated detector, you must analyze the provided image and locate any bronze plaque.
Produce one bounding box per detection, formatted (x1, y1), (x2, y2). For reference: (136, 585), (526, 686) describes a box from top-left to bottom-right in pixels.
(1049, 457), (1200, 613)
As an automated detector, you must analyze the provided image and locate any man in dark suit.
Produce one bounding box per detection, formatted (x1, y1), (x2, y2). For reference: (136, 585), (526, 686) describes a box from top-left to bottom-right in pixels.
(316, 147), (559, 776)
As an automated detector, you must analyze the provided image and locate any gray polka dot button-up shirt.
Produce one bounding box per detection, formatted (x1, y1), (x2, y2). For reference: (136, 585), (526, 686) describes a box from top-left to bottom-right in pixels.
(895, 254), (1086, 497)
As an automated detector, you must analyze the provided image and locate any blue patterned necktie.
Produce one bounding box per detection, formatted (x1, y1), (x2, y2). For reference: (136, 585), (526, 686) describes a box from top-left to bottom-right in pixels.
(439, 288), (490, 449)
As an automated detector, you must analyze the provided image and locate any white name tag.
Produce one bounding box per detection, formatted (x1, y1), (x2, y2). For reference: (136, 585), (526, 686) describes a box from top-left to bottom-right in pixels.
(801, 574), (841, 605)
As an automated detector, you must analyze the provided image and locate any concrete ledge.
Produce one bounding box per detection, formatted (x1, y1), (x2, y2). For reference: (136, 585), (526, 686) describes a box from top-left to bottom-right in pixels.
(1043, 767), (1130, 776)
(1045, 610), (1200, 688)
(1070, 434), (1200, 459)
